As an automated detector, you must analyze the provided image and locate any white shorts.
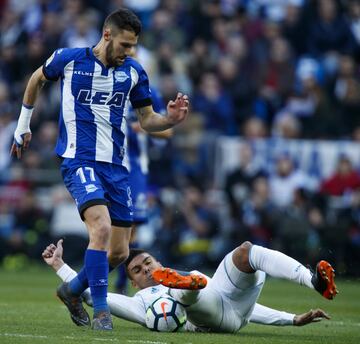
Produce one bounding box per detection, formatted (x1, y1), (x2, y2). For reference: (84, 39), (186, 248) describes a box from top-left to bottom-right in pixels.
(211, 249), (266, 332)
(177, 250), (266, 333)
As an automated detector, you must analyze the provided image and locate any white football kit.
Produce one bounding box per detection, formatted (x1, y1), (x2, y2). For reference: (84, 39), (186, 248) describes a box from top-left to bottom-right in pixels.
(56, 249), (295, 333)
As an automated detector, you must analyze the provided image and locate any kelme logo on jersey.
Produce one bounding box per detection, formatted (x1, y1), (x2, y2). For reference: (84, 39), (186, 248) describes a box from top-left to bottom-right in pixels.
(114, 71), (129, 82)
(77, 89), (124, 107)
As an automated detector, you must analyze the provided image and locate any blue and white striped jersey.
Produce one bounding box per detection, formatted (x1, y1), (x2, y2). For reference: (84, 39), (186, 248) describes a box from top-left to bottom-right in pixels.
(43, 47), (152, 168)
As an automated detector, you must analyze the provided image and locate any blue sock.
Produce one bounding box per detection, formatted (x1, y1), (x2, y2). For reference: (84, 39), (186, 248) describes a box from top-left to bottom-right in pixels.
(69, 257), (117, 297)
(85, 249), (109, 314)
(68, 267), (88, 296)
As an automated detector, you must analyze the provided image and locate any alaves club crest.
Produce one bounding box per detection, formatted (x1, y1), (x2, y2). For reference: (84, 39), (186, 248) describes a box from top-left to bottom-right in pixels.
(114, 71), (129, 82)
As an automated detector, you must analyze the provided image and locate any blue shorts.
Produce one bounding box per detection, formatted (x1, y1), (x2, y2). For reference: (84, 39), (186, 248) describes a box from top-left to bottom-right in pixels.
(129, 163), (148, 223)
(61, 158), (133, 227)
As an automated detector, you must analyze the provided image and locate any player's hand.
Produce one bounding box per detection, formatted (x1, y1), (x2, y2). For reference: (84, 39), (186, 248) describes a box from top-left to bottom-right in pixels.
(42, 239), (64, 271)
(10, 131), (32, 159)
(166, 92), (189, 125)
(293, 309), (330, 326)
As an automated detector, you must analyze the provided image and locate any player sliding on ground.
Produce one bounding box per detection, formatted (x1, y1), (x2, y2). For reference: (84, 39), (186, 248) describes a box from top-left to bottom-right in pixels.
(43, 240), (338, 333)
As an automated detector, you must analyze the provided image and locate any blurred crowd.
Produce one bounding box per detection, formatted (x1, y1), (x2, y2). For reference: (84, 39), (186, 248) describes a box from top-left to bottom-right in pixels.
(1, 0), (360, 276)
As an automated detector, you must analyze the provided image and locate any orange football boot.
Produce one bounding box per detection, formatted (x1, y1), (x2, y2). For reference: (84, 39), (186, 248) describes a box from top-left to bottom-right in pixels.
(311, 260), (339, 300)
(152, 268), (207, 290)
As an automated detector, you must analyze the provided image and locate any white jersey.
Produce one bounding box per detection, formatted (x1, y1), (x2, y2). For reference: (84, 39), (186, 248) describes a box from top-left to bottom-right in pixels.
(57, 261), (294, 333)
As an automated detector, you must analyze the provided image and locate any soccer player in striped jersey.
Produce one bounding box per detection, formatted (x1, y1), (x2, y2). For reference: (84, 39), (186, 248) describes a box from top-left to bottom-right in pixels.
(43, 239), (337, 333)
(11, 8), (189, 330)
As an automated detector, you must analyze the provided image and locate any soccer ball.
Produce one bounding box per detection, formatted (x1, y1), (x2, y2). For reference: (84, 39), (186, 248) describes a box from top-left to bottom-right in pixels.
(145, 296), (187, 332)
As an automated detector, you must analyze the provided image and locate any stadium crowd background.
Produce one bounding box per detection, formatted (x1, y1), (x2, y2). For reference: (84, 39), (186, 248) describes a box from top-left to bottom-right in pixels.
(1, 0), (360, 277)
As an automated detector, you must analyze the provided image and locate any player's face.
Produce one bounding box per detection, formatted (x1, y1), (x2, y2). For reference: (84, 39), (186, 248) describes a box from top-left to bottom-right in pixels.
(127, 253), (162, 289)
(105, 29), (138, 67)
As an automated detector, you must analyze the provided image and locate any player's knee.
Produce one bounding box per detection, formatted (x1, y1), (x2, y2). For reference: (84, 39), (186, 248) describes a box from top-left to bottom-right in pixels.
(108, 247), (129, 268)
(87, 217), (112, 249)
(232, 241), (254, 273)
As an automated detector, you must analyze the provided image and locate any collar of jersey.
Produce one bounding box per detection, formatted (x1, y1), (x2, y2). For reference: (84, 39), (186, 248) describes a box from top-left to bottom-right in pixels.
(88, 47), (115, 76)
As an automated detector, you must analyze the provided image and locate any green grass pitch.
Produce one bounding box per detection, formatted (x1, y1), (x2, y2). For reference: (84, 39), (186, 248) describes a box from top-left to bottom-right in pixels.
(0, 266), (359, 344)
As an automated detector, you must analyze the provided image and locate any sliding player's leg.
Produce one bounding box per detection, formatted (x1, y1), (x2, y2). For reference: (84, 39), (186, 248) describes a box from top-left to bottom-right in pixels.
(206, 244), (267, 332)
(244, 242), (338, 299)
(152, 268), (207, 290)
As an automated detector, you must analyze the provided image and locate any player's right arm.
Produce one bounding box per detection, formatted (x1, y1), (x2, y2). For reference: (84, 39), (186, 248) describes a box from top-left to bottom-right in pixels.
(10, 66), (48, 159)
(42, 240), (147, 326)
(11, 48), (67, 159)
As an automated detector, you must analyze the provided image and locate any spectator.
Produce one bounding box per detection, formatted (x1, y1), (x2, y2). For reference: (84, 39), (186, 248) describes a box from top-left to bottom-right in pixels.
(242, 117), (268, 139)
(333, 55), (360, 136)
(347, 0), (360, 47)
(193, 72), (237, 135)
(239, 176), (275, 247)
(272, 111), (302, 139)
(269, 154), (317, 208)
(224, 142), (266, 220)
(176, 183), (219, 270)
(60, 13), (100, 48)
(307, 0), (357, 75)
(320, 155), (360, 197)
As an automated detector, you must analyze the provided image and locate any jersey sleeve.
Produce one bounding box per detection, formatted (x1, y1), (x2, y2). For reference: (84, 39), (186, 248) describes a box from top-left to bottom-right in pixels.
(129, 66), (153, 109)
(106, 293), (146, 326)
(42, 48), (67, 81)
(249, 303), (295, 326)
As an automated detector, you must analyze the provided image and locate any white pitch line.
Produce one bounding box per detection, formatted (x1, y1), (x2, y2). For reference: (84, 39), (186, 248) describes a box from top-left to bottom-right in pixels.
(0, 334), (168, 343)
(127, 340), (168, 344)
(330, 321), (360, 327)
(1, 333), (48, 339)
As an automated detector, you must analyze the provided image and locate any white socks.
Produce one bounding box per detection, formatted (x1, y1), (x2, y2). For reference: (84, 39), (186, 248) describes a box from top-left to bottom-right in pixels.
(249, 245), (314, 289)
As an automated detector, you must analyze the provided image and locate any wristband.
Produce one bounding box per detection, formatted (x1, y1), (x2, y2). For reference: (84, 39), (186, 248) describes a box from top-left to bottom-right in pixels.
(17, 104), (34, 132)
(56, 264), (77, 282)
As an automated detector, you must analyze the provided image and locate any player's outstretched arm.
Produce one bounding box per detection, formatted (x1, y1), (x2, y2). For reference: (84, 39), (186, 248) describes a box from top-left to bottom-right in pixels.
(135, 92), (189, 132)
(10, 66), (48, 159)
(293, 309), (330, 326)
(42, 239), (65, 271)
(250, 303), (330, 326)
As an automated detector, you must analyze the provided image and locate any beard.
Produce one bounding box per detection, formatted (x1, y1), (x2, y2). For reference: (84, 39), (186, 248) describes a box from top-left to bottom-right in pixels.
(105, 40), (124, 67)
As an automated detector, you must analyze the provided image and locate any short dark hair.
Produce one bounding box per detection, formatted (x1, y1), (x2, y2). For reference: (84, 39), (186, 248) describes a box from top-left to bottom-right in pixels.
(104, 8), (142, 36)
(124, 248), (147, 270)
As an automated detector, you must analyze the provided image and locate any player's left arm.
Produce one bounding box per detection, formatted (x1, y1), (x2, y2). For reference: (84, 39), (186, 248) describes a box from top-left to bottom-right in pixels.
(293, 309), (330, 326)
(250, 303), (330, 326)
(135, 92), (189, 132)
(130, 121), (173, 139)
